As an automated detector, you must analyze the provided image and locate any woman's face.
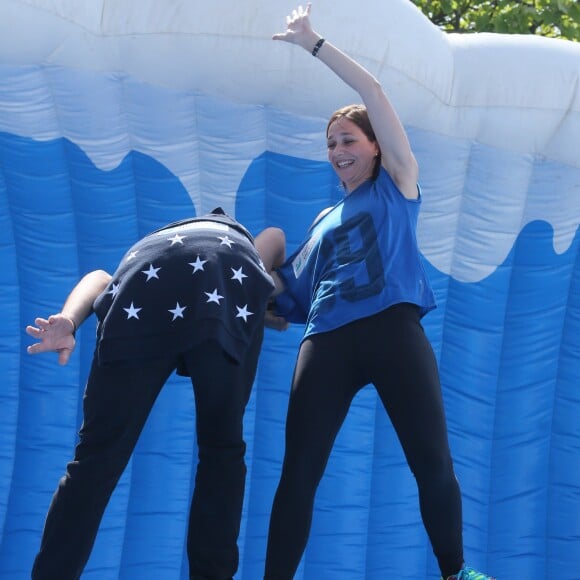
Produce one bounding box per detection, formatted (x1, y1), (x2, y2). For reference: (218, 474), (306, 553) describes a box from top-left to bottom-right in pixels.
(327, 117), (379, 193)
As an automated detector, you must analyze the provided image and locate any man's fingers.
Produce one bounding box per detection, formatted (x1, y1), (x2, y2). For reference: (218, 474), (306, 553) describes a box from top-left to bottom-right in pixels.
(25, 325), (42, 338)
(265, 312), (290, 331)
(58, 348), (72, 366)
(27, 342), (45, 355)
(26, 318), (52, 338)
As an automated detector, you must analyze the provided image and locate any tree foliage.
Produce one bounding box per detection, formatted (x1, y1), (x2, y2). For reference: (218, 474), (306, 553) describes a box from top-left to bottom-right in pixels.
(411, 0), (579, 41)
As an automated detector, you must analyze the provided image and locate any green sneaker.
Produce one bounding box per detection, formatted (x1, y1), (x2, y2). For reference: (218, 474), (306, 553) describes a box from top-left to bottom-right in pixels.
(444, 565), (496, 580)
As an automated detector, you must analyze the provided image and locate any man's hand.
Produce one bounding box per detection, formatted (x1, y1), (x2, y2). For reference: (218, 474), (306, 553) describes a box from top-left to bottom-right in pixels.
(264, 307), (290, 331)
(26, 314), (76, 365)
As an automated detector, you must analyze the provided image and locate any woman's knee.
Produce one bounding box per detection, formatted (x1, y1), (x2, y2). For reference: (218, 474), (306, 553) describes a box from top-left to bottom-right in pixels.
(410, 447), (456, 486)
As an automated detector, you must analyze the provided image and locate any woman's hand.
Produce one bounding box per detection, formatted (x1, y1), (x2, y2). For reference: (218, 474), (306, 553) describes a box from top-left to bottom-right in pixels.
(272, 3), (318, 50)
(26, 314), (77, 365)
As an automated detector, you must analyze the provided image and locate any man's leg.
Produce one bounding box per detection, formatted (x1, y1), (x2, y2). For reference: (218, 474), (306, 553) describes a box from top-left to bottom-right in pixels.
(32, 355), (176, 580)
(182, 329), (263, 580)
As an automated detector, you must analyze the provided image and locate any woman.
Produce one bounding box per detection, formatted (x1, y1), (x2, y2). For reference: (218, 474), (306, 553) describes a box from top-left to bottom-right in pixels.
(263, 5), (496, 580)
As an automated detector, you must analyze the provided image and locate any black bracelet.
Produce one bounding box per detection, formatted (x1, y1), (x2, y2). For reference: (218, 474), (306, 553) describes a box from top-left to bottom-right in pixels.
(312, 38), (325, 57)
(66, 317), (77, 337)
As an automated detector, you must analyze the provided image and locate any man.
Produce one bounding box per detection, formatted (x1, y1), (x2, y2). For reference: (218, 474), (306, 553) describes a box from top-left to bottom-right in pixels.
(27, 208), (286, 580)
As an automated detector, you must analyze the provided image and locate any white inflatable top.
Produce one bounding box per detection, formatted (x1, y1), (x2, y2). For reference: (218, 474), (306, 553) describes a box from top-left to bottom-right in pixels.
(2, 0), (579, 162)
(1, 0), (578, 282)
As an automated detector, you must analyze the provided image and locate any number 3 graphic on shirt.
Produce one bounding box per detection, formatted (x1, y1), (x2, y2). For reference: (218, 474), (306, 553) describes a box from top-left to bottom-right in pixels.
(321, 212), (385, 303)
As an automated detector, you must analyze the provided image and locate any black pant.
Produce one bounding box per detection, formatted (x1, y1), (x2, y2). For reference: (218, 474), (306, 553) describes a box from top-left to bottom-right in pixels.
(32, 329), (263, 580)
(264, 304), (463, 579)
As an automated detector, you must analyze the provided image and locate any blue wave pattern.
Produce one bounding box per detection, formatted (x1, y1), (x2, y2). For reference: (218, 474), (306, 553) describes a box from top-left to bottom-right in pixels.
(0, 136), (578, 579)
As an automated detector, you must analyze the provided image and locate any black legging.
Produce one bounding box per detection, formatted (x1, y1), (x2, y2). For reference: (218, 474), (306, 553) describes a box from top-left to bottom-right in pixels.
(264, 303), (463, 579)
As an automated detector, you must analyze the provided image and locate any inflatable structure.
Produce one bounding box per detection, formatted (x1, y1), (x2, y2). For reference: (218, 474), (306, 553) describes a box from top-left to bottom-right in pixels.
(1, 0), (579, 578)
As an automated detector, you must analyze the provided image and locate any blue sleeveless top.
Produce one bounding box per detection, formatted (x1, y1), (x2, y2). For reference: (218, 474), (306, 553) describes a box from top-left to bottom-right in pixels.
(275, 167), (436, 338)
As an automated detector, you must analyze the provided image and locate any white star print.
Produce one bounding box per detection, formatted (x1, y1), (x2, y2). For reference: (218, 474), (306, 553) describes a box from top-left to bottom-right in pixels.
(168, 302), (187, 321)
(107, 282), (120, 297)
(189, 256), (207, 273)
(123, 302), (142, 319)
(126, 251), (138, 261)
(168, 233), (186, 246)
(218, 235), (235, 248)
(204, 288), (224, 305)
(231, 266), (247, 285)
(235, 304), (253, 322)
(142, 264), (161, 281)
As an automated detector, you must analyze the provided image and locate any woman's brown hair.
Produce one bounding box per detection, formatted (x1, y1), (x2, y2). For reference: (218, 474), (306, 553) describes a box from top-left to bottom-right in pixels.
(326, 104), (382, 181)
